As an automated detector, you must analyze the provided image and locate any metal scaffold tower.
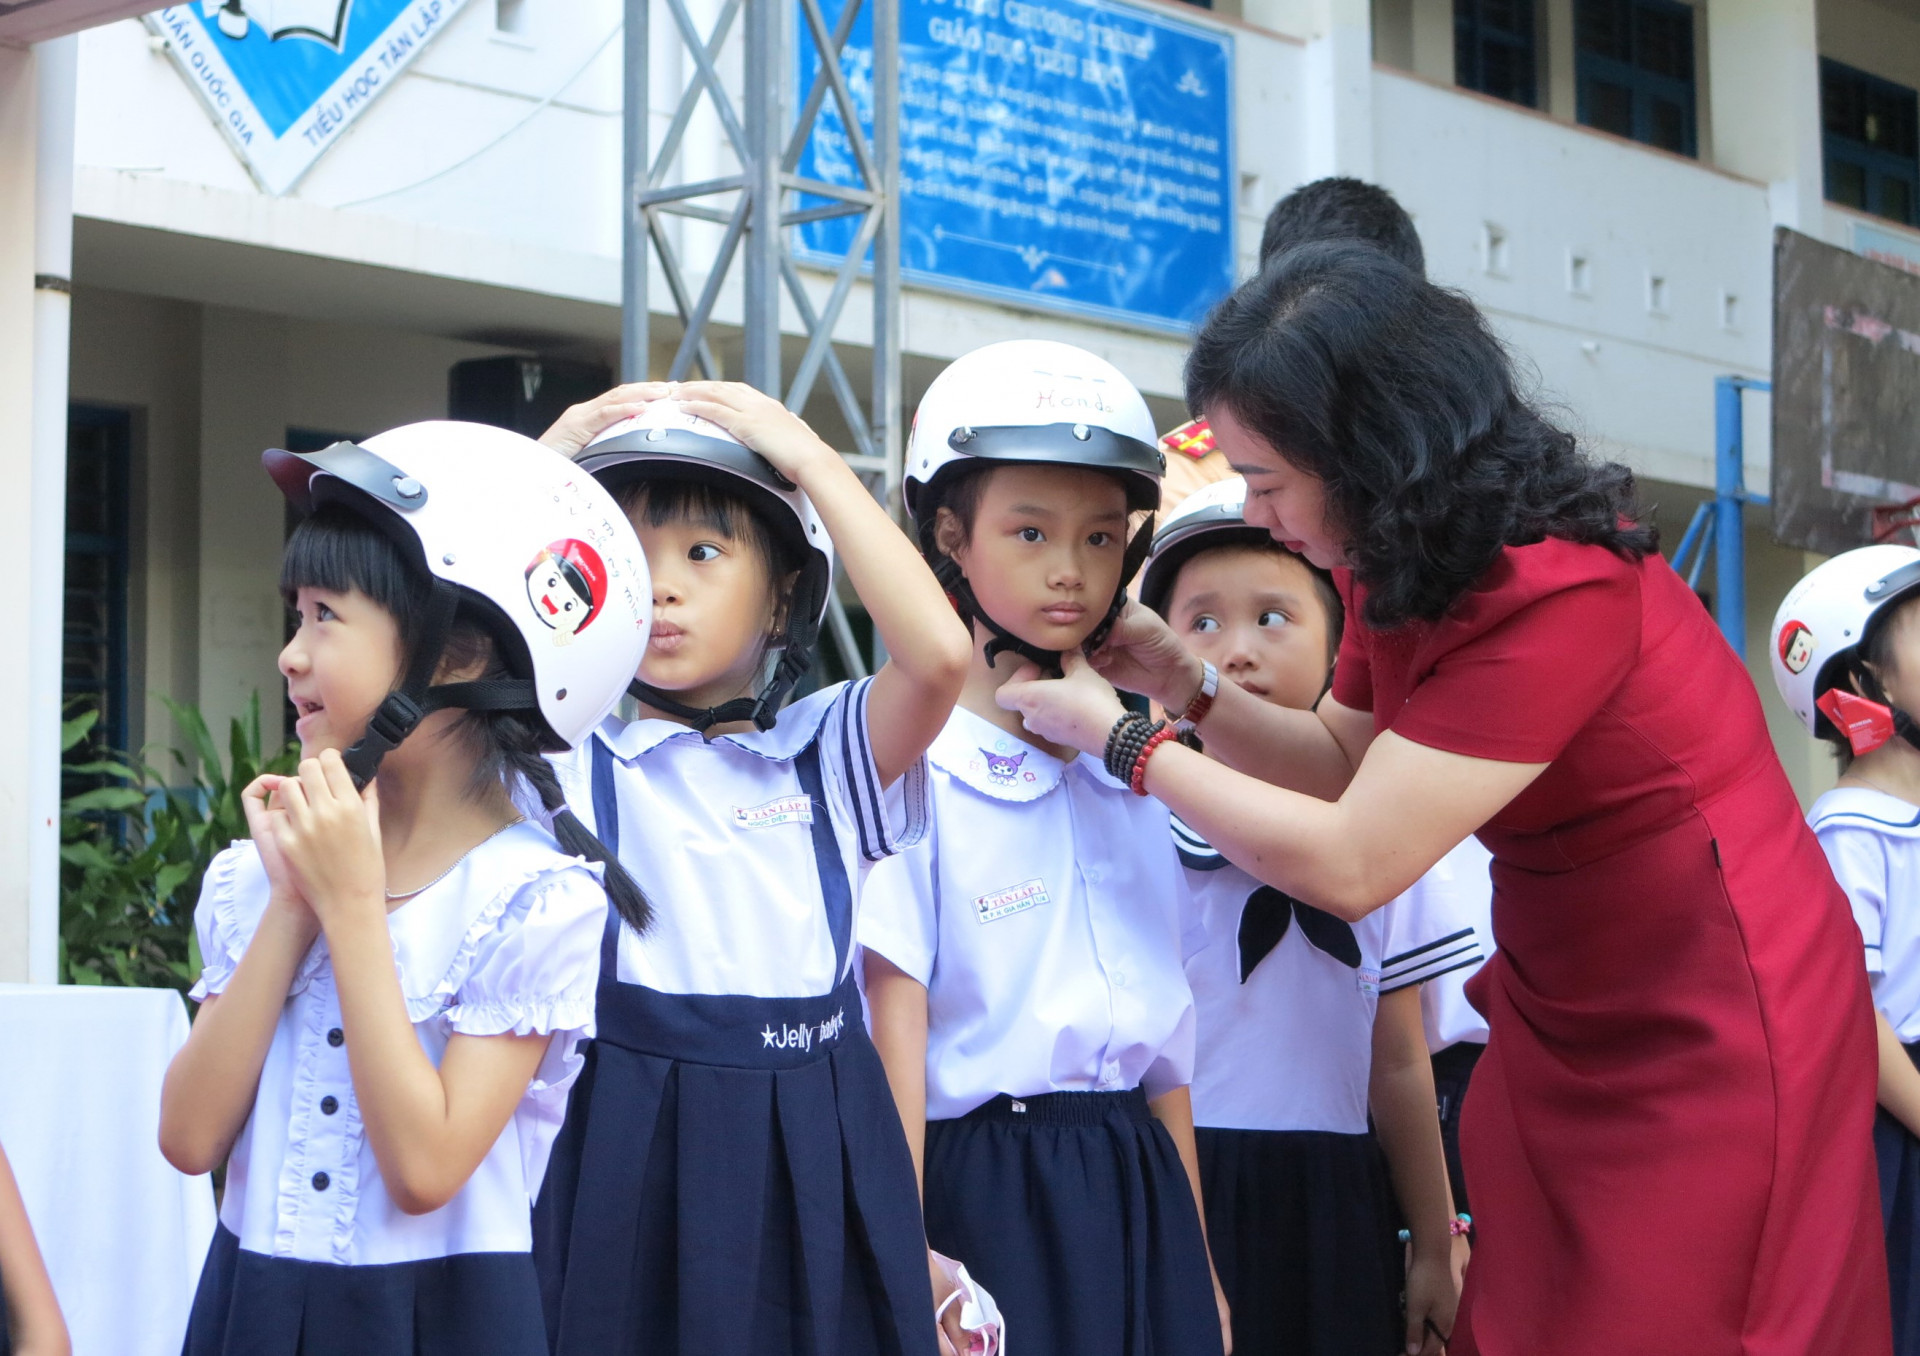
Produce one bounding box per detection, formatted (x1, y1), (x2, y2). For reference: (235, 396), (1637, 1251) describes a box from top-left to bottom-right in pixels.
(621, 0), (900, 677)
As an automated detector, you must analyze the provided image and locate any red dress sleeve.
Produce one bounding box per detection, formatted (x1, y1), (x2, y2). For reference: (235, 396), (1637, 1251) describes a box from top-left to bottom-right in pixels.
(1352, 540), (1644, 764)
(1329, 568), (1373, 713)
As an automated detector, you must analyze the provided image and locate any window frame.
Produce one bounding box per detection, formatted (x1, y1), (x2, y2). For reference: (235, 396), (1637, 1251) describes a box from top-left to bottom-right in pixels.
(1821, 57), (1920, 228)
(1574, 0), (1699, 159)
(1455, 0), (1539, 109)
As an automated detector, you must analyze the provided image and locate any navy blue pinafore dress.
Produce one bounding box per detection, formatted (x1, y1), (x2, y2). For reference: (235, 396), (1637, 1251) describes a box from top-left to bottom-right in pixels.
(533, 737), (937, 1356)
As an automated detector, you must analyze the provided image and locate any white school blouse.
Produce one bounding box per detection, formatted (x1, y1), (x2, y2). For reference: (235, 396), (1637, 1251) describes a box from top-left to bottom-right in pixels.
(1377, 837), (1497, 1053)
(190, 822), (607, 1265)
(1176, 820), (1450, 1134)
(858, 704), (1203, 1121)
(1811, 787), (1920, 1042)
(551, 678), (927, 996)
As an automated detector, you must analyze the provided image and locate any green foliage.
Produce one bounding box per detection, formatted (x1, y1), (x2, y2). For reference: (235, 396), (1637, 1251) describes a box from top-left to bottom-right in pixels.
(59, 694), (297, 991)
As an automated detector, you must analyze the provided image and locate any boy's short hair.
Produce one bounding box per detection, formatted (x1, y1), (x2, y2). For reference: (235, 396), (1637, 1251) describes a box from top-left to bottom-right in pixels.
(1258, 177), (1425, 276)
(1152, 534), (1345, 667)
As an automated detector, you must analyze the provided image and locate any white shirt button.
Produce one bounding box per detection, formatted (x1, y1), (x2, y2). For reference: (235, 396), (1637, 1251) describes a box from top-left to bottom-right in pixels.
(1112, 970), (1128, 988)
(1086, 866), (1104, 885)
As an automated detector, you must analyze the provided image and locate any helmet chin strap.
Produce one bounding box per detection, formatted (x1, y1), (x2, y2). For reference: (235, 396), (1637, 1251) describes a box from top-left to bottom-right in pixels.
(338, 582), (538, 788)
(627, 598), (823, 734)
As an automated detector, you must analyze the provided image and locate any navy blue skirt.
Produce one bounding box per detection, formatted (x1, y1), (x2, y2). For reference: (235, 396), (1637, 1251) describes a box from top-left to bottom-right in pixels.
(1880, 1040), (1920, 1356)
(923, 1089), (1223, 1356)
(181, 1224), (548, 1356)
(1197, 1126), (1403, 1356)
(534, 976), (936, 1356)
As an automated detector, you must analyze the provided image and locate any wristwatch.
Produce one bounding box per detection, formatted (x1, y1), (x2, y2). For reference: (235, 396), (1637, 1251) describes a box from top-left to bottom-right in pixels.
(1177, 659), (1218, 729)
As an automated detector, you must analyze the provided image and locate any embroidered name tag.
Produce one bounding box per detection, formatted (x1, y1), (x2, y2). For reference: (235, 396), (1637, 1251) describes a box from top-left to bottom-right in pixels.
(733, 795), (814, 830)
(974, 878), (1050, 924)
(761, 1007), (845, 1052)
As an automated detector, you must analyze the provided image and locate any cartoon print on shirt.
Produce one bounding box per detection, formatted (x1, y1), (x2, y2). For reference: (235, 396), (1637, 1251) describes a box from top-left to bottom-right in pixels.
(981, 748), (1028, 785)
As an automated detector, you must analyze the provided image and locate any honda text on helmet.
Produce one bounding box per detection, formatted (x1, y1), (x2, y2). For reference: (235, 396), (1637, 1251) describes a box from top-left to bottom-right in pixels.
(1771, 544), (1920, 757)
(264, 421), (652, 787)
(578, 401), (835, 731)
(905, 339), (1165, 669)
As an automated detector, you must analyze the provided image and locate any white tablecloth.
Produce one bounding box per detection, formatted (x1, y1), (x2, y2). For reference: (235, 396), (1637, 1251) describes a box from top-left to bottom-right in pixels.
(0, 984), (216, 1356)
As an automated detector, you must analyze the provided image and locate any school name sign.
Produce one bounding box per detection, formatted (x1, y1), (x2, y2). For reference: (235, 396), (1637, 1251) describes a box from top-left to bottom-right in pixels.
(146, 0), (470, 196)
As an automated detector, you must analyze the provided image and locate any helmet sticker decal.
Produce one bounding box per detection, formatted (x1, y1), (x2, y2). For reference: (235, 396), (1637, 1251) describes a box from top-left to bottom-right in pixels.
(1779, 621), (1816, 675)
(526, 539), (609, 646)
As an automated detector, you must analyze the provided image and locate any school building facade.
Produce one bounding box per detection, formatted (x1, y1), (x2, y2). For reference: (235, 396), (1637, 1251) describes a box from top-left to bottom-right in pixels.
(0, 0), (1916, 980)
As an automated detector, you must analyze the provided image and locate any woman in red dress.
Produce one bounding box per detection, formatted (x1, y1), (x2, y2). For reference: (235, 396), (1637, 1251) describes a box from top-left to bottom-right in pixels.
(997, 241), (1890, 1355)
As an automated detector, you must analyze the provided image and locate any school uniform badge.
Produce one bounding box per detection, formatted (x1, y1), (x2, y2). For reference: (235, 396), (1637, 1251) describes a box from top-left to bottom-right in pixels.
(525, 539), (608, 645)
(974, 878), (1049, 924)
(145, 0), (470, 195)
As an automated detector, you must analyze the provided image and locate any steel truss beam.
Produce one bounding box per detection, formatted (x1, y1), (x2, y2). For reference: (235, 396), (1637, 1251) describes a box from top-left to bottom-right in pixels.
(622, 0), (900, 678)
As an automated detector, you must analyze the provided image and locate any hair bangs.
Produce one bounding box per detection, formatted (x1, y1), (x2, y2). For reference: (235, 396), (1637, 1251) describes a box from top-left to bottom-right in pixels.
(280, 504), (425, 638)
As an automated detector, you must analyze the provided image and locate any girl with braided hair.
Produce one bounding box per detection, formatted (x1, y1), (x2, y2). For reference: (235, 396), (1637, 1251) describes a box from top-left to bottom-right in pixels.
(159, 422), (649, 1356)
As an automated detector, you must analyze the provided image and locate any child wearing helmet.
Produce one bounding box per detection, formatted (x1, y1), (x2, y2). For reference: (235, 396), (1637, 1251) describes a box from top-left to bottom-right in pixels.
(858, 340), (1229, 1356)
(529, 383), (972, 1356)
(1773, 544), (1920, 1355)
(1140, 476), (1468, 1356)
(158, 423), (651, 1356)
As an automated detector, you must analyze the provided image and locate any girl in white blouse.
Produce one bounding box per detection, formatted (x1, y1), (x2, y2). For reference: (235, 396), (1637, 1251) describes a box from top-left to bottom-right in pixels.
(159, 423), (649, 1356)
(858, 341), (1229, 1356)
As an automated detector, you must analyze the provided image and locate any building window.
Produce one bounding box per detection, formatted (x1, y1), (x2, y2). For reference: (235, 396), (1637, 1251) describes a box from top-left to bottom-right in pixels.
(1575, 0), (1697, 157)
(1455, 0), (1537, 109)
(65, 406), (132, 760)
(1822, 59), (1919, 228)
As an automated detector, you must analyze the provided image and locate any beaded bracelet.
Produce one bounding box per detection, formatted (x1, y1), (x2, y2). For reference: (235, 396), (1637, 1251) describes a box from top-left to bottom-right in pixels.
(1129, 723), (1176, 795)
(1111, 718), (1159, 786)
(1103, 712), (1152, 781)
(1110, 719), (1157, 785)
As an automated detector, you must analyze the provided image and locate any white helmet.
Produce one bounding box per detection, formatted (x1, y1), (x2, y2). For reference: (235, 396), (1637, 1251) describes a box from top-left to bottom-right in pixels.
(266, 422), (650, 782)
(1770, 544), (1920, 741)
(905, 341), (1164, 667)
(1139, 477), (1280, 617)
(577, 402), (833, 730)
(904, 339), (1164, 520)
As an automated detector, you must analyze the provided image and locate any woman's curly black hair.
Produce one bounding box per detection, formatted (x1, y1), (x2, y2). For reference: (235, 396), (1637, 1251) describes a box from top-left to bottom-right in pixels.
(1185, 240), (1656, 630)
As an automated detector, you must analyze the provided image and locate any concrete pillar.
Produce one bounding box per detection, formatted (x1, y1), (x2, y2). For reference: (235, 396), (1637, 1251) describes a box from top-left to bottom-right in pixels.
(1705, 0), (1823, 230)
(29, 36), (76, 987)
(0, 38), (75, 984)
(196, 309), (289, 748)
(0, 47), (39, 983)
(1301, 0), (1375, 182)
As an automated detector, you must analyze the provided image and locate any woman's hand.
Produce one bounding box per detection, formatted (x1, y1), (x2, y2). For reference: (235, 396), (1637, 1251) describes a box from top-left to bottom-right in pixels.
(994, 650), (1129, 757)
(670, 381), (838, 485)
(272, 751), (386, 931)
(1403, 1244), (1459, 1356)
(537, 381), (676, 457)
(1087, 601), (1205, 712)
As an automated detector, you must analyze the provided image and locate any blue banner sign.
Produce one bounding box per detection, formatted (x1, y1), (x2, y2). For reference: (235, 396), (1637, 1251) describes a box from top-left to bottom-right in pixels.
(146, 0), (469, 195)
(798, 0), (1235, 333)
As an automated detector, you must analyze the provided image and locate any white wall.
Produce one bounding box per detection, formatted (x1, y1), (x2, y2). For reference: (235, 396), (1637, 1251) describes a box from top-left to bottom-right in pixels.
(1372, 68), (1773, 487)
